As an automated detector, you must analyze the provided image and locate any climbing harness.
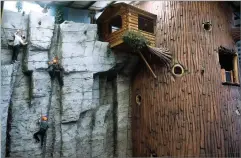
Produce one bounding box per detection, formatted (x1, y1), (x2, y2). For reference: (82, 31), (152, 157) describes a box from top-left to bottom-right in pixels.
(47, 57), (64, 86)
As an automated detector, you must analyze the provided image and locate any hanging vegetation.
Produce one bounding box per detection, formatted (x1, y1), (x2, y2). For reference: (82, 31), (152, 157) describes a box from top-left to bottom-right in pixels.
(122, 30), (172, 68)
(122, 30), (150, 52)
(15, 0), (23, 13)
(55, 6), (64, 24)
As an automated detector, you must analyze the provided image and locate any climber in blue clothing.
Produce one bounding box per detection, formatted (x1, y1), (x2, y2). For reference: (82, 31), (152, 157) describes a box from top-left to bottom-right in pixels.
(33, 116), (49, 147)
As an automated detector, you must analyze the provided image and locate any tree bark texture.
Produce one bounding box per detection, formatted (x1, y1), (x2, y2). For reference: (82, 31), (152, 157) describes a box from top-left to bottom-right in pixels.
(131, 1), (240, 157)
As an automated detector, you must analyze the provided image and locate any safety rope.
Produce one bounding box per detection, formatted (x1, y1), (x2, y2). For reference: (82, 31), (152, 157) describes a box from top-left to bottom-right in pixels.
(41, 78), (54, 158)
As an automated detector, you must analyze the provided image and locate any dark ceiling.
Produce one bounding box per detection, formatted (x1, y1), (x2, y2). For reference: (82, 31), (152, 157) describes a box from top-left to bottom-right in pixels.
(35, 1), (134, 11)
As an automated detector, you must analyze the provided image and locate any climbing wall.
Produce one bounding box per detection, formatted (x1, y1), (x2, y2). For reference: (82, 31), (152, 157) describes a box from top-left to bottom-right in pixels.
(1, 10), (29, 158)
(1, 10), (137, 158)
(1, 63), (20, 158)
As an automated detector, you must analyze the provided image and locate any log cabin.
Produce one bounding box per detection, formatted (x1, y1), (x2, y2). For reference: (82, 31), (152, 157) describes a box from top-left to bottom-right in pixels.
(97, 3), (157, 48)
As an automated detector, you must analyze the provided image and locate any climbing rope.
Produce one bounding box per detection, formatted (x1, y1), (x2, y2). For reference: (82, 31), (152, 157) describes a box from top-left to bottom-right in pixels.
(41, 79), (54, 158)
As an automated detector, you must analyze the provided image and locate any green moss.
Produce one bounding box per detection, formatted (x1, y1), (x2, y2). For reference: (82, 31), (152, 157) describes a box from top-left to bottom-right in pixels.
(122, 30), (150, 52)
(107, 45), (112, 57)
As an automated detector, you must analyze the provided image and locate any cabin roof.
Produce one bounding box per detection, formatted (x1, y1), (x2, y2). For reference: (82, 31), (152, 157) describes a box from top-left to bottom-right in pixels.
(97, 2), (157, 23)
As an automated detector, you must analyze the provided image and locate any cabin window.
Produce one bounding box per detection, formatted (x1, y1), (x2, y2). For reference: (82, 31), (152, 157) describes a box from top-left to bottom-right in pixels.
(109, 15), (122, 33)
(219, 47), (239, 85)
(138, 15), (154, 33)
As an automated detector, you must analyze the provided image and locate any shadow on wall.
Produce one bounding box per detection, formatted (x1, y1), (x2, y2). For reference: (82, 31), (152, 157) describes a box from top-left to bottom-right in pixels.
(50, 6), (91, 24)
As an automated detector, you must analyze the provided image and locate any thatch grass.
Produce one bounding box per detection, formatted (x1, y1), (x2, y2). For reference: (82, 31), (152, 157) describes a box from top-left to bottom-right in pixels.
(122, 30), (172, 67)
(122, 30), (150, 52)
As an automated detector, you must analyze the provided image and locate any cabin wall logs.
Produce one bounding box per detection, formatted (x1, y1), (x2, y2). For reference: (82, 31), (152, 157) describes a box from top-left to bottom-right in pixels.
(101, 5), (156, 48)
(102, 7), (129, 47)
(131, 1), (241, 157)
(127, 9), (156, 47)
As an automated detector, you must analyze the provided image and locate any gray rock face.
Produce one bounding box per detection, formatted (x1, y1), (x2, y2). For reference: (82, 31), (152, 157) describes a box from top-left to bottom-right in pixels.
(60, 22), (115, 73)
(1, 63), (19, 158)
(1, 49), (13, 65)
(25, 11), (55, 72)
(92, 104), (113, 158)
(116, 74), (132, 157)
(31, 71), (51, 98)
(2, 11), (28, 30)
(1, 11), (136, 158)
(8, 61), (45, 158)
(61, 72), (94, 123)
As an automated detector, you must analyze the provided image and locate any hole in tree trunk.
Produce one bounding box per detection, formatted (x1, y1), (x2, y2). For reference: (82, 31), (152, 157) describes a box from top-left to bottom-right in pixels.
(136, 94), (142, 105)
(172, 64), (184, 77)
(203, 22), (212, 31)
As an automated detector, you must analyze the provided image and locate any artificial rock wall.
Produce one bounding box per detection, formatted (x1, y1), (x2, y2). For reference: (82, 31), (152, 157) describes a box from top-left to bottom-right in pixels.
(1, 10), (138, 158)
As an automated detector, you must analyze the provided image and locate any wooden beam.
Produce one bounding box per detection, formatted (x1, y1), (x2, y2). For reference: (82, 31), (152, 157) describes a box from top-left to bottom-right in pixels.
(138, 51), (157, 79)
(233, 54), (239, 84)
(83, 1), (97, 9)
(221, 69), (226, 83)
(67, 1), (75, 7)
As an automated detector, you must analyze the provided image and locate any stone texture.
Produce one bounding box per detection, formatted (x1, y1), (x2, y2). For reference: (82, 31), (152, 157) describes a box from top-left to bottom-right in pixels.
(61, 123), (77, 158)
(31, 71), (51, 98)
(29, 28), (54, 42)
(2, 10), (28, 30)
(10, 60), (45, 158)
(116, 74), (131, 157)
(26, 51), (49, 70)
(92, 104), (113, 158)
(60, 23), (115, 73)
(1, 63), (19, 158)
(45, 80), (62, 158)
(1, 11), (137, 158)
(25, 11), (55, 72)
(60, 21), (97, 32)
(29, 41), (52, 51)
(76, 111), (93, 158)
(1, 49), (13, 65)
(29, 12), (55, 30)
